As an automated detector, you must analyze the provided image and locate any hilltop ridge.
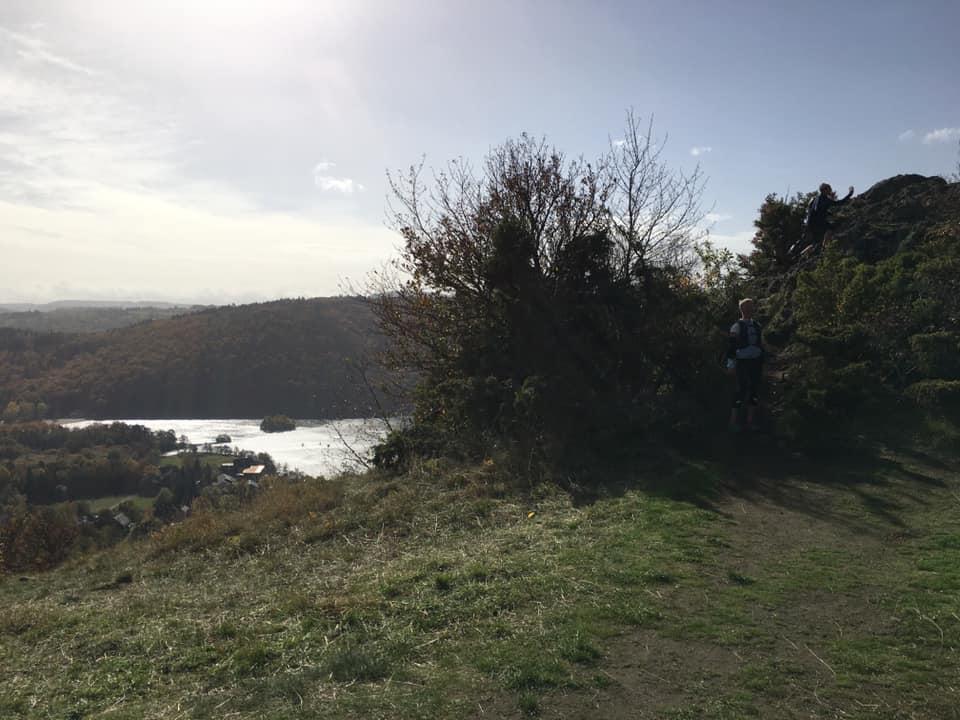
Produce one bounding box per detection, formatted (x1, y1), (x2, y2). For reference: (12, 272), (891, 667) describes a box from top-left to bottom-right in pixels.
(834, 173), (958, 262)
(744, 173), (960, 446)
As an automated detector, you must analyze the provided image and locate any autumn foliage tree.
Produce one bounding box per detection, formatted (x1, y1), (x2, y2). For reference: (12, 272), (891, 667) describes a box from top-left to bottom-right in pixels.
(371, 114), (718, 473)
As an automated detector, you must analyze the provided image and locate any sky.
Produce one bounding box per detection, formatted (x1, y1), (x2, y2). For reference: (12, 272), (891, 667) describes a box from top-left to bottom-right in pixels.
(1, 0), (958, 304)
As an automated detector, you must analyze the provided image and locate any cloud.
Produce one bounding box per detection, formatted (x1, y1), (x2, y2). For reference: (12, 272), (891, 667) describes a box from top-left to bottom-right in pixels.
(0, 35), (181, 209)
(922, 127), (960, 144)
(312, 162), (364, 194)
(898, 129), (915, 142)
(705, 212), (732, 224)
(612, 139), (626, 148)
(0, 27), (390, 303)
(314, 176), (364, 193)
(709, 229), (753, 255)
(690, 146), (712, 157)
(0, 193), (397, 303)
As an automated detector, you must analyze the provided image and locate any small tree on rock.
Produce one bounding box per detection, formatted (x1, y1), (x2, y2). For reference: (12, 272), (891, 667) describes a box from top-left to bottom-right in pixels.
(738, 192), (813, 279)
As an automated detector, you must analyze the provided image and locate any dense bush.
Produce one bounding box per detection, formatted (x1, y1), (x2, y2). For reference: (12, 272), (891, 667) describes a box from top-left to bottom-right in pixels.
(908, 332), (960, 379)
(0, 499), (78, 572)
(372, 121), (735, 474)
(905, 380), (960, 422)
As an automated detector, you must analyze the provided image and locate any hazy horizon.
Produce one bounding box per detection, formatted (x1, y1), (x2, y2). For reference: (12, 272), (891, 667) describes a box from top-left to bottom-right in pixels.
(0, 295), (346, 309)
(2, 0), (957, 304)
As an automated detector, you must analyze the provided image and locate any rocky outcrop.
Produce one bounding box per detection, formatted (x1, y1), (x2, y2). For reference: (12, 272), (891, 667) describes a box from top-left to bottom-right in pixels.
(833, 174), (959, 262)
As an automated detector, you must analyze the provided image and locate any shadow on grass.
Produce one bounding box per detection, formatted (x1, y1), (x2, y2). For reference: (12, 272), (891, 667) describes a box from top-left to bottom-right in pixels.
(572, 432), (952, 537)
(682, 436), (950, 534)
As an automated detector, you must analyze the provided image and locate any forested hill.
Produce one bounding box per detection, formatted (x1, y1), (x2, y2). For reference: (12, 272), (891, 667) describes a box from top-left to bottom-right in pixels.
(0, 297), (395, 420)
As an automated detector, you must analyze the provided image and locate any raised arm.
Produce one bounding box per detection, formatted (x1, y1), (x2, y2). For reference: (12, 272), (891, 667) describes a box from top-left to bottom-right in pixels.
(833, 186), (855, 206)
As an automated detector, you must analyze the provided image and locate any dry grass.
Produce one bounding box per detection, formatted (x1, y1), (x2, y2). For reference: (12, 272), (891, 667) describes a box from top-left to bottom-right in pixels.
(3, 451), (959, 719)
(149, 476), (346, 555)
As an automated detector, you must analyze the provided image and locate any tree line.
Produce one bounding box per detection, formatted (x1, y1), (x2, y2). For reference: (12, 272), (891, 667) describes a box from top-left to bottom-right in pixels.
(0, 305), (206, 334)
(0, 420), (277, 571)
(0, 421), (177, 505)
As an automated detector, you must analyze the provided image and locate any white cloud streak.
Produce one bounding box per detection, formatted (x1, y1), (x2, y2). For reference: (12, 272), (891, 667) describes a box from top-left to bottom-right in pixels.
(898, 129), (915, 142)
(922, 127), (960, 144)
(705, 212), (732, 224)
(0, 25), (97, 75)
(690, 146), (712, 157)
(312, 161), (365, 193)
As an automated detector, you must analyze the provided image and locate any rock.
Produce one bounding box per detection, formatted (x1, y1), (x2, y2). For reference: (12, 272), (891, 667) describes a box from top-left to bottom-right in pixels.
(858, 174), (946, 206)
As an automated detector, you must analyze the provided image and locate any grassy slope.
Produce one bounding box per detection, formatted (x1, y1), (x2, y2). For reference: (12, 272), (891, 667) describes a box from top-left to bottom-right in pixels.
(1, 448), (958, 719)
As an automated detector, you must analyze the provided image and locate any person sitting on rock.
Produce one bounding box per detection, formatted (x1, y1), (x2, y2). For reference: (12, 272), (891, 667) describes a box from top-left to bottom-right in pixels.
(799, 182), (854, 257)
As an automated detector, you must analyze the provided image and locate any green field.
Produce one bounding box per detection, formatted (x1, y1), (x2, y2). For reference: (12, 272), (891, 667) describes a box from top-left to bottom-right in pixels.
(84, 495), (154, 514)
(1, 447), (958, 719)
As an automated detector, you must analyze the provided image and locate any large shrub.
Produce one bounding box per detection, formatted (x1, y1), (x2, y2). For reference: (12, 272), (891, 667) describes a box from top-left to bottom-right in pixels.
(371, 118), (727, 473)
(0, 499), (78, 572)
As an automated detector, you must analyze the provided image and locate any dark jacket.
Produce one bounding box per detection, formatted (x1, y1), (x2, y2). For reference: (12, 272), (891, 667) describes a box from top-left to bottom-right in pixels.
(806, 190), (852, 229)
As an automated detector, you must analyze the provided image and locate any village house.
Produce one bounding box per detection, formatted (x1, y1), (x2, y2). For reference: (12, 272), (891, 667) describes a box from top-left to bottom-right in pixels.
(241, 465), (266, 480)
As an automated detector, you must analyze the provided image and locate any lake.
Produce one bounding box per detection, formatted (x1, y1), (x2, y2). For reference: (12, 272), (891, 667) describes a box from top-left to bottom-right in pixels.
(62, 418), (389, 478)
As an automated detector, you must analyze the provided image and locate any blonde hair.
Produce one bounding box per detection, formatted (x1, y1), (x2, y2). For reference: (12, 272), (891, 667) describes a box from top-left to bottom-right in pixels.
(738, 298), (755, 313)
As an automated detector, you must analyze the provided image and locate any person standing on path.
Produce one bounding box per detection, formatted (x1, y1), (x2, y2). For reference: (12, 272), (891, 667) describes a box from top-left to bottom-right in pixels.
(726, 298), (764, 432)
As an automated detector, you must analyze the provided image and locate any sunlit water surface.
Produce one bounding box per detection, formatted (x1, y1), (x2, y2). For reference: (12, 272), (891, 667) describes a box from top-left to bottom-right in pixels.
(62, 418), (387, 478)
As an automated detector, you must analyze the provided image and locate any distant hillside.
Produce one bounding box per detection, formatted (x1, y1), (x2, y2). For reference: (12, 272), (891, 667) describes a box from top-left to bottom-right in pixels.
(0, 297), (397, 419)
(0, 300), (197, 312)
(0, 305), (208, 334)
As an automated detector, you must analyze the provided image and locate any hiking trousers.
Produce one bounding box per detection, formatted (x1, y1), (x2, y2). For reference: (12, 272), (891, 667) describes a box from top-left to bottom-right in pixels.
(733, 358), (762, 408)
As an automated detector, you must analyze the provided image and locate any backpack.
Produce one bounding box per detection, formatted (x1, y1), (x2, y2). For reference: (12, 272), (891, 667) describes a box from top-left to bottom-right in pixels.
(736, 319), (762, 351)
